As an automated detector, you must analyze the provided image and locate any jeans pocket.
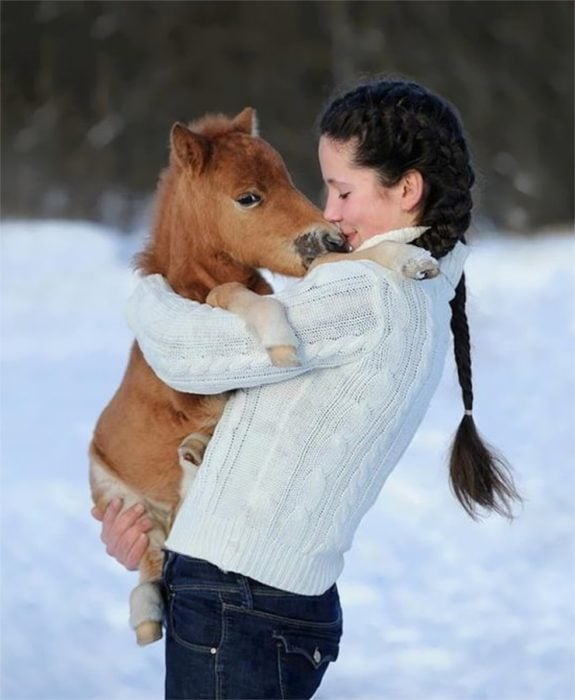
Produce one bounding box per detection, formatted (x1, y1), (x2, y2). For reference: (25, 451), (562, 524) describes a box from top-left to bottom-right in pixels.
(168, 587), (223, 653)
(273, 627), (341, 700)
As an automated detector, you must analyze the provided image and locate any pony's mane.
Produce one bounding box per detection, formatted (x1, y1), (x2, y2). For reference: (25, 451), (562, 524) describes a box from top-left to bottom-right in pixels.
(187, 113), (243, 139)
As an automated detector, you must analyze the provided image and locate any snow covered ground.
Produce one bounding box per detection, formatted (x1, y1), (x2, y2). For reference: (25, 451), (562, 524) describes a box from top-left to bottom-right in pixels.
(1, 220), (574, 700)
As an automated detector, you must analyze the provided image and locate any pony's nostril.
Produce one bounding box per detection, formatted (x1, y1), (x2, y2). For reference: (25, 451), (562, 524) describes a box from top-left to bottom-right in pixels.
(295, 229), (349, 268)
(322, 231), (349, 253)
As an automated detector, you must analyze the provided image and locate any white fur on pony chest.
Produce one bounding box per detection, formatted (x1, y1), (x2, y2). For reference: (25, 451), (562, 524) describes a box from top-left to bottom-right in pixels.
(89, 458), (175, 546)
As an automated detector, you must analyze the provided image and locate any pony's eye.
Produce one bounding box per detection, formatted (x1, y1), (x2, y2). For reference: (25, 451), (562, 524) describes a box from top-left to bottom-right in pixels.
(236, 192), (262, 208)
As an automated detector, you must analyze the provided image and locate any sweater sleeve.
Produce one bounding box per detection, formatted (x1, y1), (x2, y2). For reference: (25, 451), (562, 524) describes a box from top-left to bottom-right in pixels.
(125, 260), (393, 394)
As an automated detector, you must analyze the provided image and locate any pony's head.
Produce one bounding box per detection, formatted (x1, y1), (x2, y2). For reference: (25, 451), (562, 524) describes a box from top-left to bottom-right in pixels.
(140, 108), (346, 296)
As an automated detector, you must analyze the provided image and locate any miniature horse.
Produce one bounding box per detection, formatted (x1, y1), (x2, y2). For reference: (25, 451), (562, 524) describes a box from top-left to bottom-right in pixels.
(89, 108), (438, 646)
(89, 108), (350, 646)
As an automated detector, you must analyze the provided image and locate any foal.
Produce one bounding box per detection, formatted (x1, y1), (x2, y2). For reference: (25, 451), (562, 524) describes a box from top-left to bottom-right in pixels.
(89, 109), (349, 645)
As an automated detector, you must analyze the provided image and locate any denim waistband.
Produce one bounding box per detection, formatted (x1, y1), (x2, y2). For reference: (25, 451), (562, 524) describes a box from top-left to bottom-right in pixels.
(164, 550), (338, 600)
(163, 550), (342, 629)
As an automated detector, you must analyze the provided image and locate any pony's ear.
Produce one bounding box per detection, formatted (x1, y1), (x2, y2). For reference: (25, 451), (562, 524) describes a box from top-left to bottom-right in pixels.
(231, 107), (259, 137)
(170, 122), (210, 171)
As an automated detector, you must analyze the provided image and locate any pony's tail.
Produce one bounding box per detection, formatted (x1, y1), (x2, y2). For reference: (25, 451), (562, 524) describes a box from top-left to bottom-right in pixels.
(448, 275), (521, 519)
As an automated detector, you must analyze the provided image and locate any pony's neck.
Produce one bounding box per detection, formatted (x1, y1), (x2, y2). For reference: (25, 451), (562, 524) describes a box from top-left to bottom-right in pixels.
(139, 168), (268, 302)
(171, 253), (269, 301)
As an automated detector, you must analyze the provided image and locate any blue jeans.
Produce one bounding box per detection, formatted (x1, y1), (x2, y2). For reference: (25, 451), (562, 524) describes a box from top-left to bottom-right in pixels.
(162, 552), (343, 699)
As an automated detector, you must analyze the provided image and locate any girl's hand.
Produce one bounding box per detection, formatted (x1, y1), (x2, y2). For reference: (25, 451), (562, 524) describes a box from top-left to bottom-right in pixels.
(91, 499), (152, 571)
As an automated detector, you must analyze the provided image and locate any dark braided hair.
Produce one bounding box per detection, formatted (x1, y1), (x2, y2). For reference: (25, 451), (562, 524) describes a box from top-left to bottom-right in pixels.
(319, 79), (520, 519)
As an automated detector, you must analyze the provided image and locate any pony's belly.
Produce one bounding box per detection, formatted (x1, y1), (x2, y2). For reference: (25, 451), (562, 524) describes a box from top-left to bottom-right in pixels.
(90, 433), (184, 507)
(89, 450), (175, 541)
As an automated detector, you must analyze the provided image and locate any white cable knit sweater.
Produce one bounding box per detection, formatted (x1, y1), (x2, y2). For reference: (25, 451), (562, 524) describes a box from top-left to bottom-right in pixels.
(126, 228), (469, 595)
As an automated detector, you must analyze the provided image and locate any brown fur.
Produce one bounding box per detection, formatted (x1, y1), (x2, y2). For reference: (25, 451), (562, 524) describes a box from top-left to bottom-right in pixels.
(89, 108), (344, 645)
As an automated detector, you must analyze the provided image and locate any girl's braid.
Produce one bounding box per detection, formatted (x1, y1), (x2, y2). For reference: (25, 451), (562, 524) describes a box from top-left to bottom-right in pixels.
(449, 275), (473, 412)
(319, 78), (520, 518)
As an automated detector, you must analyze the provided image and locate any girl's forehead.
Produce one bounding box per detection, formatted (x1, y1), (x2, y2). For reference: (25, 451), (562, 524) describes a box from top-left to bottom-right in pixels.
(318, 137), (358, 175)
(319, 137), (378, 186)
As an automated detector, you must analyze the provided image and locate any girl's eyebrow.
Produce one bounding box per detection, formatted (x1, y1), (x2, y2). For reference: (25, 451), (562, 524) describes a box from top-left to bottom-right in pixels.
(326, 178), (352, 187)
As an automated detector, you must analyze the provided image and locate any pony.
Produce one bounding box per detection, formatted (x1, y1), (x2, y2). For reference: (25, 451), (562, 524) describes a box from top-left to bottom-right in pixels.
(89, 108), (438, 646)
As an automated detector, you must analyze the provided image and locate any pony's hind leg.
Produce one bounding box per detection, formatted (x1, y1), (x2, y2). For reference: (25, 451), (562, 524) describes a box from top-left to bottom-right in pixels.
(131, 542), (166, 646)
(89, 451), (171, 646)
(178, 432), (210, 467)
(129, 506), (174, 645)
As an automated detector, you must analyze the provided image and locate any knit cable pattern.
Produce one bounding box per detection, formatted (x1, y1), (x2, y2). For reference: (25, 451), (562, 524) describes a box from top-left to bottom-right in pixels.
(134, 245), (470, 594)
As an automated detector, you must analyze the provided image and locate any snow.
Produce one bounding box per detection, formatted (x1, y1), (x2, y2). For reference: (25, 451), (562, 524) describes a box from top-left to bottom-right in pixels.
(1, 220), (574, 700)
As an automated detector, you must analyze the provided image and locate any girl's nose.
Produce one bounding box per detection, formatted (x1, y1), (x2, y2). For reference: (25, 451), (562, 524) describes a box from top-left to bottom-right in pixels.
(323, 192), (342, 224)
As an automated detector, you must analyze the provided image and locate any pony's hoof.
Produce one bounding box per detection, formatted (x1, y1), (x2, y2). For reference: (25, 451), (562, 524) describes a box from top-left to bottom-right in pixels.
(136, 621), (163, 646)
(178, 433), (210, 467)
(268, 345), (300, 367)
(402, 255), (440, 280)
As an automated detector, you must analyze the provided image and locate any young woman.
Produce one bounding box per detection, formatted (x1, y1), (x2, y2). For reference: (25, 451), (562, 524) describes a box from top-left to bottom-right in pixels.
(93, 79), (519, 699)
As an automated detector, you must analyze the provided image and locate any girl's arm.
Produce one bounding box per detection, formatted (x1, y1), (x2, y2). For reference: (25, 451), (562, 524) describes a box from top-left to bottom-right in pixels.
(126, 259), (394, 394)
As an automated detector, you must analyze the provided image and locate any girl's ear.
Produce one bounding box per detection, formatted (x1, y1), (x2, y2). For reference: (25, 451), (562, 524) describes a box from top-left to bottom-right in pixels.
(400, 170), (425, 213)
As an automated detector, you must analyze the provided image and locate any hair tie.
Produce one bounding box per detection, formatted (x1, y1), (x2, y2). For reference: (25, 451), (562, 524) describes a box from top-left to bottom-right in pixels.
(464, 410), (473, 416)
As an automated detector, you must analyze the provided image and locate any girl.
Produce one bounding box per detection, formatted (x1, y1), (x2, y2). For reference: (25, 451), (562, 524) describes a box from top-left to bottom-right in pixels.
(94, 79), (519, 699)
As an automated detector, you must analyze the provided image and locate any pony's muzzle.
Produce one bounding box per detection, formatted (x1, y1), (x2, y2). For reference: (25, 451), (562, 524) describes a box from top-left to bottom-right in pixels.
(322, 230), (350, 253)
(295, 228), (349, 267)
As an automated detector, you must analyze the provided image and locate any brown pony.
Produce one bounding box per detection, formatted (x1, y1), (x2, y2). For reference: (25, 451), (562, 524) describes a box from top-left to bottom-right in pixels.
(89, 108), (438, 646)
(89, 108), (350, 646)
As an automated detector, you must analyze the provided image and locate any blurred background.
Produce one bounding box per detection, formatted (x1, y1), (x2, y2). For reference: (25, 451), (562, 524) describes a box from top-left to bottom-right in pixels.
(1, 2), (574, 700)
(2, 0), (574, 233)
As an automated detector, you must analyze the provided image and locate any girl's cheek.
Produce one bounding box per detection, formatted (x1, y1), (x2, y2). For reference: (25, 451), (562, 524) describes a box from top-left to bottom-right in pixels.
(341, 203), (354, 226)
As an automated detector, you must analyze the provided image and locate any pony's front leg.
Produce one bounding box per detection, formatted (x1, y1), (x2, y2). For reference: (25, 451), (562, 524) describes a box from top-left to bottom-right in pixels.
(206, 282), (300, 367)
(309, 242), (439, 280)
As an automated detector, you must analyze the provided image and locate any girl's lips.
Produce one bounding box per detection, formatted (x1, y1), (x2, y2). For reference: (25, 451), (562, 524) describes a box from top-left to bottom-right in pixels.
(343, 230), (360, 250)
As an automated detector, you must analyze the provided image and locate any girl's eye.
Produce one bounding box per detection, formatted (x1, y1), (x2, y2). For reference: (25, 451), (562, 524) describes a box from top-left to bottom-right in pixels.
(236, 192), (262, 208)
(338, 192), (350, 200)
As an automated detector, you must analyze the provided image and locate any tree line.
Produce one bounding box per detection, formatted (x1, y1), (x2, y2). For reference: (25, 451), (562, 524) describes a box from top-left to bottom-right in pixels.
(2, 0), (573, 233)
